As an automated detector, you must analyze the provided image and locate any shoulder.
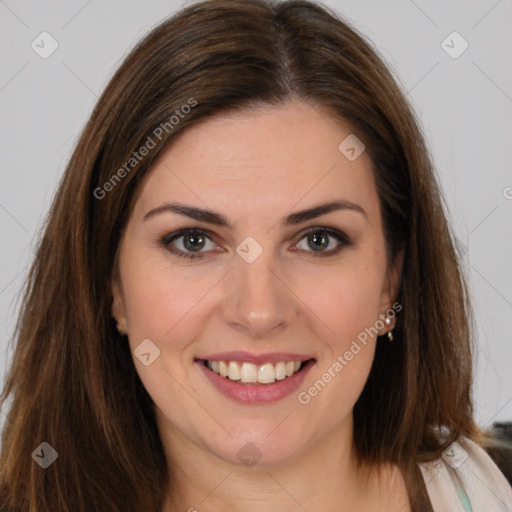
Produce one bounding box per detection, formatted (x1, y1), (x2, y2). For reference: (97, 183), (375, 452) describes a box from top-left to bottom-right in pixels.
(418, 436), (512, 511)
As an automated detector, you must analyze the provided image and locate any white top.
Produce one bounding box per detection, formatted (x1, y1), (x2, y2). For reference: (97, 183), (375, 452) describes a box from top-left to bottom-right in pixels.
(419, 437), (512, 511)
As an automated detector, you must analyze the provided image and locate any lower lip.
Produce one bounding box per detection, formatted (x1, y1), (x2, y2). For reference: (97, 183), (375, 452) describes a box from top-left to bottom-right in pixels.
(196, 359), (316, 404)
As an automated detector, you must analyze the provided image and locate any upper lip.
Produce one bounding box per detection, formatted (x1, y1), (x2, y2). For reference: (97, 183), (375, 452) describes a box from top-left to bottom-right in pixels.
(196, 351), (315, 365)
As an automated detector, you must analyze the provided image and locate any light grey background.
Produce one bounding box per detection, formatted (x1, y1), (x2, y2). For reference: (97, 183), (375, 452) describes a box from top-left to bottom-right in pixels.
(0, 0), (511, 435)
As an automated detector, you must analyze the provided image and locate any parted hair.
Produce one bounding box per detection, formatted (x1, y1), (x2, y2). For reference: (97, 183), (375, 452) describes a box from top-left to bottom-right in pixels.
(0, 0), (482, 510)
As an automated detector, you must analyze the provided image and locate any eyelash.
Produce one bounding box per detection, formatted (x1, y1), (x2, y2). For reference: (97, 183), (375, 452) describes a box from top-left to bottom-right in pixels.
(159, 227), (352, 260)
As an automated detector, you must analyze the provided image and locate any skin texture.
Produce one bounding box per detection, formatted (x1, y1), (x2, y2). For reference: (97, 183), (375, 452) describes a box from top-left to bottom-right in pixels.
(111, 98), (408, 511)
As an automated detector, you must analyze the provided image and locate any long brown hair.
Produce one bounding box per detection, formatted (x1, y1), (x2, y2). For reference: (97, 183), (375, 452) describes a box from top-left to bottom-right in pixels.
(0, 0), (481, 510)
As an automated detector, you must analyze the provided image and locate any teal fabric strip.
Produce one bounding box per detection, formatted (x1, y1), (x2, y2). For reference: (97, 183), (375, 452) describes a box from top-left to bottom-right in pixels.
(456, 482), (473, 512)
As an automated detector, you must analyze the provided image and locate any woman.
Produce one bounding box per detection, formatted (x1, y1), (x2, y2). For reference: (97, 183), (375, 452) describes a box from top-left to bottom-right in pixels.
(0, 0), (510, 510)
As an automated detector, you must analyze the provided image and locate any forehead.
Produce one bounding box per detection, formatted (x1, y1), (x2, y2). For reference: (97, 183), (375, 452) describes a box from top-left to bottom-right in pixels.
(133, 99), (379, 225)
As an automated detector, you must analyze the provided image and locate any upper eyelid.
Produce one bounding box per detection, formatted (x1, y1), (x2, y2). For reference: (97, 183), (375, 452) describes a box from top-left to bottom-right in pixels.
(163, 225), (345, 239)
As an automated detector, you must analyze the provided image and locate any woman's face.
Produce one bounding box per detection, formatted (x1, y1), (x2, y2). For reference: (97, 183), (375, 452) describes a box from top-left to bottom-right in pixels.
(112, 98), (401, 468)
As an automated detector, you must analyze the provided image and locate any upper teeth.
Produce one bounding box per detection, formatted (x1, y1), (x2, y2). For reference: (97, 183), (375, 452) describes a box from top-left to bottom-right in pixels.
(206, 360), (302, 384)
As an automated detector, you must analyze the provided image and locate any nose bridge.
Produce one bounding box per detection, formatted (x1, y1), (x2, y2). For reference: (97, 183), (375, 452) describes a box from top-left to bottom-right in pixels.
(222, 244), (297, 336)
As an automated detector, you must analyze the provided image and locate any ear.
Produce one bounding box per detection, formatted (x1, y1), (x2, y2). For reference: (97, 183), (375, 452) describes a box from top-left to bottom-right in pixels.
(111, 276), (129, 336)
(378, 248), (404, 333)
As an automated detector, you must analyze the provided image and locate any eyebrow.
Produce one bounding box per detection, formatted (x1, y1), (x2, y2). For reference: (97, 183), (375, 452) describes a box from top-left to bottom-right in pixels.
(143, 200), (367, 227)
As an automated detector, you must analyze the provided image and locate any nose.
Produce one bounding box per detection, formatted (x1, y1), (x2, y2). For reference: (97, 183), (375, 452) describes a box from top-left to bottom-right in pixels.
(221, 249), (299, 338)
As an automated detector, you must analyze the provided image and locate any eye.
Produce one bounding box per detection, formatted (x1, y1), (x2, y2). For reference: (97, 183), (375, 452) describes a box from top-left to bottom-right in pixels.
(160, 229), (219, 259)
(159, 227), (352, 260)
(292, 227), (351, 257)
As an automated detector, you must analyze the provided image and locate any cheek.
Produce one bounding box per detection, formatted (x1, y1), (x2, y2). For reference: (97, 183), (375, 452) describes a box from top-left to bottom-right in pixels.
(299, 274), (381, 412)
(118, 258), (208, 423)
(120, 252), (208, 343)
(298, 258), (385, 347)
(293, 256), (384, 409)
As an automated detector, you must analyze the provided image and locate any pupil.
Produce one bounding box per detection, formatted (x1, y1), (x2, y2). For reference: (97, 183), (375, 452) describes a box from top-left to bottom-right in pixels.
(184, 234), (205, 251)
(309, 232), (328, 251)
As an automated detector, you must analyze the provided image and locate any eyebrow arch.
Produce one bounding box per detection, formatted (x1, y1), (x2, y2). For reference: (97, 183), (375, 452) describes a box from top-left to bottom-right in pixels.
(143, 200), (367, 227)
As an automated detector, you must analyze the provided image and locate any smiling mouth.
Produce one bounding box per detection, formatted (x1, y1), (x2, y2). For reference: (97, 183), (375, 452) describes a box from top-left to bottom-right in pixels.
(199, 358), (315, 385)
